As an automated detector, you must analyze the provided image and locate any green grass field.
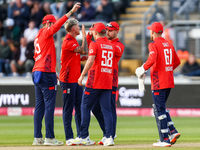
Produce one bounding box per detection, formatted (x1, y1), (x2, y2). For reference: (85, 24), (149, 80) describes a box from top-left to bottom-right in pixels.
(0, 116), (200, 149)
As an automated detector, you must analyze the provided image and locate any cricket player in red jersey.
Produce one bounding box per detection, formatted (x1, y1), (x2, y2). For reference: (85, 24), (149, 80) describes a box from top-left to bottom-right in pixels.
(135, 22), (181, 147)
(87, 22), (125, 145)
(32, 3), (81, 146)
(70, 22), (120, 146)
(59, 18), (88, 145)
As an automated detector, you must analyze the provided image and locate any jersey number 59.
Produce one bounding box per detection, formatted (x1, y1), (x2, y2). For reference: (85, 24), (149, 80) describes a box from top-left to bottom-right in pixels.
(101, 50), (113, 67)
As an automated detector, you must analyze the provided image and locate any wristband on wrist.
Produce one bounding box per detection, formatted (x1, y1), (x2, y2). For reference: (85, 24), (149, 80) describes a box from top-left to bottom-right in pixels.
(70, 10), (73, 14)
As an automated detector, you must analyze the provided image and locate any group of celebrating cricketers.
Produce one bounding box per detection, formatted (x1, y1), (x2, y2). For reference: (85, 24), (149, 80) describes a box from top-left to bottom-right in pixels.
(31, 2), (181, 147)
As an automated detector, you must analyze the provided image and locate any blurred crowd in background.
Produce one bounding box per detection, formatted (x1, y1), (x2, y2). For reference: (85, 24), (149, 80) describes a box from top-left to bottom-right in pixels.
(0, 0), (200, 77)
(0, 0), (130, 77)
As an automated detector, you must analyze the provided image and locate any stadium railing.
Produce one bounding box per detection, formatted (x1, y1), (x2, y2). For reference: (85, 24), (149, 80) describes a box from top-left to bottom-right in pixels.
(164, 20), (200, 58)
(141, 0), (162, 62)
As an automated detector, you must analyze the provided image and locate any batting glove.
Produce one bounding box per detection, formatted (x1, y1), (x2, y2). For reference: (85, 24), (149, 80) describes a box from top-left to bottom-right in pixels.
(135, 65), (146, 77)
(138, 74), (146, 92)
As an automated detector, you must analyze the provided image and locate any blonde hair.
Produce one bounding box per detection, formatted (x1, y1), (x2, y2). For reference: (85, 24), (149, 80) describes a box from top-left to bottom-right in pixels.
(64, 18), (78, 32)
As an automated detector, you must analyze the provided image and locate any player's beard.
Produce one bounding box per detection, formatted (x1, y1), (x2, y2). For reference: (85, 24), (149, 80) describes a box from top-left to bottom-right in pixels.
(150, 34), (153, 41)
(107, 36), (113, 40)
(107, 33), (115, 40)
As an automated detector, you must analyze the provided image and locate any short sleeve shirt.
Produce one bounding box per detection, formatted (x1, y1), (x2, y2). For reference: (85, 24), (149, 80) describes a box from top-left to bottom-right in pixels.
(111, 38), (125, 87)
(59, 34), (81, 83)
(86, 37), (115, 89)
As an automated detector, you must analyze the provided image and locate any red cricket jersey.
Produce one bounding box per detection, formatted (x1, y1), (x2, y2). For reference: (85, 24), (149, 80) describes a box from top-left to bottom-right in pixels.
(111, 38), (125, 87)
(86, 34), (124, 87)
(59, 34), (81, 83)
(32, 15), (68, 73)
(86, 37), (118, 89)
(143, 37), (180, 90)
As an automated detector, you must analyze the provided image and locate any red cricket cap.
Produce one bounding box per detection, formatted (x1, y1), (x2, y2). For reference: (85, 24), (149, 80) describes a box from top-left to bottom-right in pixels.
(42, 14), (57, 24)
(147, 22), (163, 33)
(106, 21), (119, 31)
(89, 22), (106, 33)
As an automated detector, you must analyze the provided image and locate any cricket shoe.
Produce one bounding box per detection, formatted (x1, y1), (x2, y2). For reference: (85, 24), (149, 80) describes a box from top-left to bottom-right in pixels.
(98, 134), (117, 145)
(66, 138), (76, 146)
(153, 140), (171, 147)
(70, 136), (96, 145)
(43, 138), (63, 146)
(169, 132), (181, 145)
(103, 136), (115, 146)
(32, 138), (44, 145)
(98, 137), (106, 145)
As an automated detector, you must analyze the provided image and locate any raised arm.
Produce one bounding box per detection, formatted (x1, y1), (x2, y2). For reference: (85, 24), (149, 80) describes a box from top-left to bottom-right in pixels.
(74, 24), (88, 54)
(86, 30), (93, 47)
(66, 3), (81, 18)
(44, 3), (81, 37)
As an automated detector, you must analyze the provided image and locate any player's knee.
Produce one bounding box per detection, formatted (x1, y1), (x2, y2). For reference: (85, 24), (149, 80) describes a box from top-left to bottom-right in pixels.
(157, 107), (166, 115)
(158, 114), (167, 120)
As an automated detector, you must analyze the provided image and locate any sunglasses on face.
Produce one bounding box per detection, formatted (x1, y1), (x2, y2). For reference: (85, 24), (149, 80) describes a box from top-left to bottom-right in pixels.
(91, 23), (95, 28)
(106, 23), (118, 30)
(90, 23), (97, 31)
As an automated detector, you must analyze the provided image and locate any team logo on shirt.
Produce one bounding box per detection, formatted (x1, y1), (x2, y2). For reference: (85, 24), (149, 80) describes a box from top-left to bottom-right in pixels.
(149, 51), (155, 55)
(72, 44), (77, 47)
(89, 49), (93, 54)
(116, 45), (121, 52)
(67, 88), (70, 94)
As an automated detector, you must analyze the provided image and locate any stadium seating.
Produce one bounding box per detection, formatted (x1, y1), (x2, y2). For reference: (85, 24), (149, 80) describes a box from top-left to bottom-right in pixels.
(120, 59), (142, 75)
(118, 1), (169, 75)
(118, 1), (154, 25)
